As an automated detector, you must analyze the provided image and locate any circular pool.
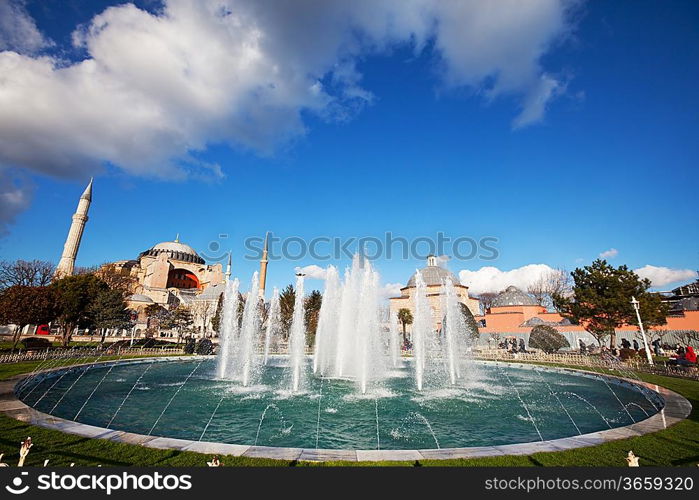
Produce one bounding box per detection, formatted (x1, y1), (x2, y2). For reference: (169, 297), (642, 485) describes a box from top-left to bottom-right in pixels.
(16, 357), (664, 450)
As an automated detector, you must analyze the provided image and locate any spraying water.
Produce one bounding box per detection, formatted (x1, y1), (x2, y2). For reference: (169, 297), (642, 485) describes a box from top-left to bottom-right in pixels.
(216, 278), (241, 379)
(263, 288), (280, 365)
(288, 273), (306, 393)
(412, 271), (431, 391)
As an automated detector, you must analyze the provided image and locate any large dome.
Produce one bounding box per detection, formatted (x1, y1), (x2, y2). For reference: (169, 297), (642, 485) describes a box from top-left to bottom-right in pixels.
(492, 286), (538, 307)
(139, 238), (205, 264)
(407, 264), (461, 287)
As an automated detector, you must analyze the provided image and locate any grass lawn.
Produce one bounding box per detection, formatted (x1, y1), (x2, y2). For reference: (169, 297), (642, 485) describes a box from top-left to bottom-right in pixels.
(0, 359), (697, 467)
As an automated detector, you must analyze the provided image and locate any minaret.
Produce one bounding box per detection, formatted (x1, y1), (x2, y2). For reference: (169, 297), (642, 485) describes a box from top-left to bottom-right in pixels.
(55, 178), (93, 279)
(258, 232), (269, 298)
(225, 251), (232, 283)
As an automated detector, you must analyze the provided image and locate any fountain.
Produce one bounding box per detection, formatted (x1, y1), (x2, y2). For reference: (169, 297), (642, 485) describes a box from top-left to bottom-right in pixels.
(16, 253), (667, 453)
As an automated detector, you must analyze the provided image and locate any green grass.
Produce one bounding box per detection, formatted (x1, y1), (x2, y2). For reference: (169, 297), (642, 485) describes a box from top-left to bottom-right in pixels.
(0, 359), (697, 467)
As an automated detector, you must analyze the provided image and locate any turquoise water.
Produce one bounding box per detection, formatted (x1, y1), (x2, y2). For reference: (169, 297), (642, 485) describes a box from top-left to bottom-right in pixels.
(16, 359), (662, 450)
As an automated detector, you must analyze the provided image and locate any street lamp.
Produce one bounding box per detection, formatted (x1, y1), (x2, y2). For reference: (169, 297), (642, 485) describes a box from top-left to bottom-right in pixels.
(631, 296), (654, 365)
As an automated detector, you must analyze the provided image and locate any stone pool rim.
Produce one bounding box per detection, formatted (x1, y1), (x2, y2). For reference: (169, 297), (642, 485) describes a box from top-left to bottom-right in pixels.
(0, 355), (692, 462)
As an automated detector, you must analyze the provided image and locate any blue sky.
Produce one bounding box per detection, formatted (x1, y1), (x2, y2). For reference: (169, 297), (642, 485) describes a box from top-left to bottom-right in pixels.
(0, 0), (697, 295)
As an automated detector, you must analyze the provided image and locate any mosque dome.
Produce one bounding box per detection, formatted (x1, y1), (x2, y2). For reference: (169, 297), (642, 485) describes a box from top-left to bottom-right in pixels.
(406, 255), (461, 287)
(492, 286), (538, 307)
(139, 237), (205, 264)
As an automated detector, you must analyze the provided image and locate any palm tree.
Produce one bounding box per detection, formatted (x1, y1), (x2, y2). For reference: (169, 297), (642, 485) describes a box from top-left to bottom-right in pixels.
(397, 308), (413, 346)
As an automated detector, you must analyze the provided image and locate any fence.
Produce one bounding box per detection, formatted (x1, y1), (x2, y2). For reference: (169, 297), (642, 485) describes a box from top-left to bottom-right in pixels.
(0, 346), (184, 364)
(474, 349), (699, 380)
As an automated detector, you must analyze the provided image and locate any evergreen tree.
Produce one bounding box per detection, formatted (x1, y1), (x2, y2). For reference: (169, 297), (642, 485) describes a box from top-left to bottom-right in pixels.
(553, 259), (669, 348)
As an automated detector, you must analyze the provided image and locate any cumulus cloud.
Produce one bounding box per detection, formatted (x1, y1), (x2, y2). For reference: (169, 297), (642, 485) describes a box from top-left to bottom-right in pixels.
(294, 265), (328, 280)
(0, 0), (51, 53)
(634, 265), (697, 288)
(458, 264), (557, 296)
(599, 248), (619, 259)
(0, 0), (577, 183)
(379, 282), (404, 301)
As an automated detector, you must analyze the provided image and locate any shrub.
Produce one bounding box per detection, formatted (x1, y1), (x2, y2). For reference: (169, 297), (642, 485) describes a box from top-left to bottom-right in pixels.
(20, 337), (52, 350)
(195, 338), (214, 355)
(619, 348), (638, 361)
(528, 325), (569, 353)
(183, 338), (196, 354)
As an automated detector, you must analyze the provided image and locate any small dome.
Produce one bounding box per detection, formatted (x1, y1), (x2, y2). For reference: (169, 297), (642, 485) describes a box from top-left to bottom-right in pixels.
(407, 264), (461, 287)
(128, 293), (154, 304)
(139, 238), (205, 264)
(492, 286), (538, 307)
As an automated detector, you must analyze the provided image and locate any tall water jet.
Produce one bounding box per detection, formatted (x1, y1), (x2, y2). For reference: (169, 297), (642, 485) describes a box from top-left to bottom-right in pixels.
(354, 263), (381, 393)
(313, 266), (340, 375)
(334, 255), (362, 377)
(263, 287), (280, 365)
(389, 310), (401, 368)
(412, 270), (431, 391)
(238, 272), (262, 386)
(288, 273), (306, 392)
(216, 278), (240, 379)
(442, 278), (465, 385)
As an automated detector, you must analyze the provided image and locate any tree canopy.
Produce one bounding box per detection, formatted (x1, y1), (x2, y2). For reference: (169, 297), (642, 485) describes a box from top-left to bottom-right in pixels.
(553, 259), (668, 347)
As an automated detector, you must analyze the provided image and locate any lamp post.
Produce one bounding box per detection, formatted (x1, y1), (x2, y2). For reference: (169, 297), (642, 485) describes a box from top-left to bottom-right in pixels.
(631, 296), (653, 365)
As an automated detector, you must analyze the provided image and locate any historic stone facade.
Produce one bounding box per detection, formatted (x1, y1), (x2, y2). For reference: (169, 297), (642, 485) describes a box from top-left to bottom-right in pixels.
(389, 255), (480, 335)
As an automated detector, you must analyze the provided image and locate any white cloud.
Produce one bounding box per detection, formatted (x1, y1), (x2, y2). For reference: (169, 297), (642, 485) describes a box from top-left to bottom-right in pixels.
(0, 0), (52, 54)
(458, 264), (557, 296)
(599, 248), (619, 259)
(634, 265), (697, 288)
(0, 0), (577, 184)
(379, 282), (404, 301)
(294, 265), (328, 280)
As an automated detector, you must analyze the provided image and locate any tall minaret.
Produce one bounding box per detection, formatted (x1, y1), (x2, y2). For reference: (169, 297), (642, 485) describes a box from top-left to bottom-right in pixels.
(225, 251), (232, 283)
(258, 232), (269, 298)
(55, 178), (93, 278)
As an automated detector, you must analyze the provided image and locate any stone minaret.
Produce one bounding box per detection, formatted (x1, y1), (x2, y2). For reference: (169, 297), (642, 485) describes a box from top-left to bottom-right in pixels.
(225, 251), (232, 282)
(55, 178), (93, 278)
(258, 232), (269, 298)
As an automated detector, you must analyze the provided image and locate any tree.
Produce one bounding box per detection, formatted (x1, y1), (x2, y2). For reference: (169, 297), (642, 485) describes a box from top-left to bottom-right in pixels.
(397, 308), (413, 345)
(553, 260), (669, 348)
(94, 263), (137, 296)
(0, 260), (54, 290)
(191, 299), (215, 337)
(459, 303), (480, 340)
(304, 290), (322, 345)
(88, 288), (130, 342)
(0, 286), (58, 350)
(162, 306), (194, 342)
(477, 292), (498, 314)
(528, 325), (569, 353)
(279, 284), (295, 339)
(52, 274), (111, 346)
(210, 293), (224, 334)
(527, 268), (572, 310)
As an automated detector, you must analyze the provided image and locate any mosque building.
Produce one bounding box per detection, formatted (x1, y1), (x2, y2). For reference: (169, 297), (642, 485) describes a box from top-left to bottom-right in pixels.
(389, 255), (480, 333)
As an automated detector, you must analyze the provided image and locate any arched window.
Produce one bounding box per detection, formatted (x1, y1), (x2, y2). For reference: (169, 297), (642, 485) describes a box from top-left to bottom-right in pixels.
(167, 268), (200, 289)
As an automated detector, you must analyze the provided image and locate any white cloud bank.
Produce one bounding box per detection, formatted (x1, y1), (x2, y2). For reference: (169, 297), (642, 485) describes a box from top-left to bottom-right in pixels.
(0, 0), (577, 184)
(634, 265), (697, 288)
(459, 263), (697, 295)
(458, 264), (556, 296)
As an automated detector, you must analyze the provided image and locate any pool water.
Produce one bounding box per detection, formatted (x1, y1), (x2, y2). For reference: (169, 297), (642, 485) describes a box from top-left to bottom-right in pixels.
(16, 358), (662, 450)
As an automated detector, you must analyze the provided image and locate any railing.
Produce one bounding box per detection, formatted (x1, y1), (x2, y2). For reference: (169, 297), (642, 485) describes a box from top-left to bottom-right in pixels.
(0, 347), (184, 364)
(474, 349), (699, 380)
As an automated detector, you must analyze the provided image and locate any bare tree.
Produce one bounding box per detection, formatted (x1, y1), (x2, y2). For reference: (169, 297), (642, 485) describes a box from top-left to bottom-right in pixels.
(0, 260), (55, 290)
(477, 292), (498, 314)
(191, 300), (215, 337)
(527, 268), (572, 311)
(94, 263), (137, 296)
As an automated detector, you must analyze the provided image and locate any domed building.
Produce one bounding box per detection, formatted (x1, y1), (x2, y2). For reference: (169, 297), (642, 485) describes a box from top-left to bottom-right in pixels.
(389, 255), (480, 335)
(105, 236), (226, 336)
